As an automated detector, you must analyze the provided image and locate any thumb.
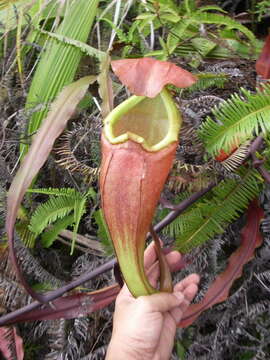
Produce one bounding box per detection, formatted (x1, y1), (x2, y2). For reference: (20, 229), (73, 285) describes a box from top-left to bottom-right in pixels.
(136, 291), (184, 313)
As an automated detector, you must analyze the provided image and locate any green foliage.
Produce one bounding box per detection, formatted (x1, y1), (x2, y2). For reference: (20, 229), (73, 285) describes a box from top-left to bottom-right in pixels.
(254, 0), (270, 21)
(28, 187), (95, 252)
(199, 84), (270, 155)
(93, 209), (114, 255)
(173, 167), (262, 253)
(22, 0), (100, 156)
(29, 196), (77, 234)
(173, 37), (262, 60)
(16, 221), (36, 248)
(185, 73), (229, 92)
(100, 10), (151, 58)
(27, 187), (78, 197)
(41, 214), (74, 248)
(136, 0), (256, 60)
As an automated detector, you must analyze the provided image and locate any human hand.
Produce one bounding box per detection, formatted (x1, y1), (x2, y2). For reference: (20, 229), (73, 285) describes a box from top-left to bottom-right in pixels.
(106, 242), (200, 360)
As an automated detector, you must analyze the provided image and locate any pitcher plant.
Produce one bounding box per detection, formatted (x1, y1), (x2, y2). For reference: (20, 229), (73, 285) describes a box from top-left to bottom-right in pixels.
(100, 58), (197, 297)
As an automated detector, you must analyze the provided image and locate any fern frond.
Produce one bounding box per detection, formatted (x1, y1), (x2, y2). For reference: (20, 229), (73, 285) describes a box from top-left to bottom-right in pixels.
(168, 161), (214, 193)
(0, 0), (18, 10)
(16, 222), (36, 248)
(29, 196), (76, 235)
(54, 129), (100, 184)
(174, 40), (260, 60)
(41, 214), (74, 248)
(197, 5), (227, 13)
(199, 85), (270, 155)
(186, 73), (229, 92)
(167, 18), (193, 53)
(93, 209), (114, 256)
(70, 197), (88, 254)
(174, 167), (261, 253)
(192, 12), (255, 42)
(219, 142), (250, 172)
(27, 187), (78, 197)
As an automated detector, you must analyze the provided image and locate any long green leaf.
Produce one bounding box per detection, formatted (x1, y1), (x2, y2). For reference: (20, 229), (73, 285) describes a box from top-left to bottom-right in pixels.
(6, 76), (96, 297)
(22, 0), (100, 156)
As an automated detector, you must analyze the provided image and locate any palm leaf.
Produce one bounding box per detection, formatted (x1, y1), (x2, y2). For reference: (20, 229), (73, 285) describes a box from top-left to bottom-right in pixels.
(22, 0), (100, 156)
(174, 167), (261, 253)
(199, 85), (270, 155)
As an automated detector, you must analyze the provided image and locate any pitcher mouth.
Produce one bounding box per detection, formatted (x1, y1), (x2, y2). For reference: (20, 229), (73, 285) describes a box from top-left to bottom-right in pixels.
(103, 88), (181, 152)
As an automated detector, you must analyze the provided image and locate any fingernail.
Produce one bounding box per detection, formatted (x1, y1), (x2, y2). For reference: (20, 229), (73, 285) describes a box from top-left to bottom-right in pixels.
(174, 292), (184, 301)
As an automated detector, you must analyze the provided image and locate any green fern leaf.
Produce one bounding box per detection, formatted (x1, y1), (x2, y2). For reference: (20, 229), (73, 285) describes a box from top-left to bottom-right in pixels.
(186, 72), (229, 92)
(199, 85), (270, 155)
(41, 215), (74, 248)
(192, 12), (255, 42)
(16, 222), (36, 248)
(100, 18), (128, 43)
(70, 196), (87, 254)
(167, 18), (193, 53)
(29, 196), (76, 235)
(93, 209), (114, 256)
(27, 187), (78, 197)
(174, 167), (261, 253)
(197, 5), (227, 13)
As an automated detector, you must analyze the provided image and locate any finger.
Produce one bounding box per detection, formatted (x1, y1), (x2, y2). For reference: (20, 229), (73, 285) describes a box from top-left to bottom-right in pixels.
(170, 283), (198, 324)
(136, 291), (185, 313)
(182, 283), (199, 303)
(143, 241), (158, 270)
(174, 274), (200, 293)
(170, 306), (184, 324)
(147, 251), (182, 288)
(170, 283), (198, 321)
